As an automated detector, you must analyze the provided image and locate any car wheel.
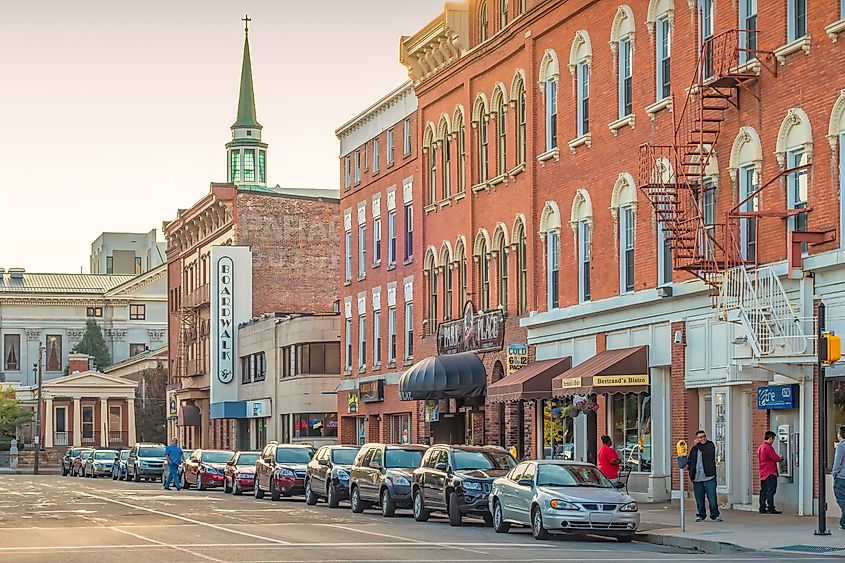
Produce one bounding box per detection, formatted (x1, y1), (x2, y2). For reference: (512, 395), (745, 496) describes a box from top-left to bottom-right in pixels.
(447, 492), (462, 527)
(270, 478), (280, 501)
(223, 477), (232, 494)
(380, 488), (396, 518)
(350, 486), (364, 513)
(181, 472), (189, 490)
(197, 475), (206, 492)
(617, 534), (634, 543)
(132, 467), (140, 482)
(493, 500), (511, 533)
(305, 480), (318, 506)
(327, 484), (340, 508)
(531, 507), (551, 541)
(254, 478), (265, 499)
(232, 479), (241, 495)
(412, 489), (429, 522)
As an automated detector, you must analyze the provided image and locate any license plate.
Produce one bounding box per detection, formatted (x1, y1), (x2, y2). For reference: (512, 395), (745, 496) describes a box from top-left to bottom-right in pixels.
(589, 512), (613, 524)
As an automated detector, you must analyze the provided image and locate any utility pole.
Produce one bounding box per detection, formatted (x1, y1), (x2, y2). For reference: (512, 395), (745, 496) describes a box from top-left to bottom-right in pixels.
(815, 302), (831, 536)
(33, 345), (44, 475)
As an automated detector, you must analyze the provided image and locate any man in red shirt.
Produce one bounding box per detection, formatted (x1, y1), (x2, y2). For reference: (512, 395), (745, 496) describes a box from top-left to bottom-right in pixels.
(758, 430), (783, 514)
(597, 435), (621, 481)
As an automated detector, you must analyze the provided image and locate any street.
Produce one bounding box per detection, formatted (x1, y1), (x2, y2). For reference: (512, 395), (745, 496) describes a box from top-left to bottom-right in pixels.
(0, 475), (829, 562)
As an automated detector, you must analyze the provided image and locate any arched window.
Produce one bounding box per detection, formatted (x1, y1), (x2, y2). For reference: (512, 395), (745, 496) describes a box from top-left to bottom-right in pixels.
(493, 224), (509, 312)
(454, 107), (467, 193)
(479, 0), (489, 42)
(610, 6), (635, 119)
(538, 50), (559, 152)
(511, 72), (527, 166)
(513, 217), (528, 314)
(729, 126), (763, 262)
(830, 90), (845, 248)
(569, 31), (592, 137)
(517, 0), (526, 16)
(611, 174), (637, 293)
(647, 0), (674, 102)
(441, 244), (453, 320)
(425, 248), (438, 334)
(499, 0), (508, 29)
(571, 190), (593, 302)
(439, 116), (452, 199)
(473, 95), (489, 184)
(539, 202), (561, 310)
(776, 109), (813, 236)
(424, 124), (437, 204)
(455, 237), (468, 307)
(492, 84), (508, 176)
(475, 230), (491, 310)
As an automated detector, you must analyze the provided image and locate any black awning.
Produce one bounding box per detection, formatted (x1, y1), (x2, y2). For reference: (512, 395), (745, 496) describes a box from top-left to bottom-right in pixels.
(398, 352), (487, 401)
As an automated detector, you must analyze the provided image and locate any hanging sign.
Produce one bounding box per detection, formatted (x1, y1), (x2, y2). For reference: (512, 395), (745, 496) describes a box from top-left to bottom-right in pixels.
(506, 343), (529, 375)
(437, 301), (505, 355)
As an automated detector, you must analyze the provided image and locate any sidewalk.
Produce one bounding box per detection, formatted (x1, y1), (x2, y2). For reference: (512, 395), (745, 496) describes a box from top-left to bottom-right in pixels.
(637, 501), (845, 556)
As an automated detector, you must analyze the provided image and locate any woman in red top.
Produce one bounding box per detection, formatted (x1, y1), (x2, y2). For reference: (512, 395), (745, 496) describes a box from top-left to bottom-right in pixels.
(597, 435), (621, 480)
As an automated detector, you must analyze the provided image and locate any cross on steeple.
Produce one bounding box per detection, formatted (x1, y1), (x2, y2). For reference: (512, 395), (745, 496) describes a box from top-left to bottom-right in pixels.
(242, 14), (251, 34)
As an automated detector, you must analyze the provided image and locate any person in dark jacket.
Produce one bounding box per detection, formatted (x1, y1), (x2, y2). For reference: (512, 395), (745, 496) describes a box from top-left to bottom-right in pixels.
(688, 429), (721, 522)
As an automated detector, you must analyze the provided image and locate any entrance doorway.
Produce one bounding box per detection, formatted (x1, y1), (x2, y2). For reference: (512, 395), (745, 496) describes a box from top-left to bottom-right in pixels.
(431, 413), (465, 445)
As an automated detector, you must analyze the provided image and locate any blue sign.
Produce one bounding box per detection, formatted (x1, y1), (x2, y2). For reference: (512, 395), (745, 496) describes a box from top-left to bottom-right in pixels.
(757, 384), (799, 410)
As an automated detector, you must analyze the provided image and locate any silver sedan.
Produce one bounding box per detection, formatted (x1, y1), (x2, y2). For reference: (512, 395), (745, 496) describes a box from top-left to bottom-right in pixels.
(488, 460), (640, 541)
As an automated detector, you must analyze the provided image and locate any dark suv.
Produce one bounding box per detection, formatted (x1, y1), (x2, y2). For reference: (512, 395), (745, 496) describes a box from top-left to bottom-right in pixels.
(126, 443), (167, 482)
(411, 445), (515, 527)
(254, 442), (314, 501)
(349, 443), (428, 517)
(305, 445), (360, 508)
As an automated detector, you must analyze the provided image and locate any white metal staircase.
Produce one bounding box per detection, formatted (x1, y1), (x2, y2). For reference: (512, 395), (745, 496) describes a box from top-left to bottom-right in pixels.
(717, 266), (812, 361)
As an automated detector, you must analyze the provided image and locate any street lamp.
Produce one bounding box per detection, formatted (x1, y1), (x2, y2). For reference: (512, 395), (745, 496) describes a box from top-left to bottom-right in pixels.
(32, 344), (44, 475)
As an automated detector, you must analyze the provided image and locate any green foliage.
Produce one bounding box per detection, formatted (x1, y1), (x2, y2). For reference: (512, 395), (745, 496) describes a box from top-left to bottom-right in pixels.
(71, 319), (111, 370)
(136, 362), (167, 443)
(0, 386), (33, 441)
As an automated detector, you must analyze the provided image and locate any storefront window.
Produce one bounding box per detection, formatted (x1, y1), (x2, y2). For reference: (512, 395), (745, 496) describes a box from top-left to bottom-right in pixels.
(714, 391), (727, 486)
(356, 416), (366, 445)
(543, 398), (574, 460)
(388, 413), (412, 444)
(828, 379), (845, 462)
(610, 392), (652, 471)
(294, 412), (338, 438)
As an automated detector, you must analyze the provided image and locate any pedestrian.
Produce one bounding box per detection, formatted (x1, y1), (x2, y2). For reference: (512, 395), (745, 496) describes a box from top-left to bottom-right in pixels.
(597, 435), (621, 481)
(163, 437), (184, 491)
(831, 426), (845, 530)
(688, 429), (721, 522)
(757, 430), (783, 514)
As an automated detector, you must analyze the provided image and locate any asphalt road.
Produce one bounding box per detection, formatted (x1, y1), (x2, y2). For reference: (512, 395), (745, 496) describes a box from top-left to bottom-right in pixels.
(0, 475), (828, 562)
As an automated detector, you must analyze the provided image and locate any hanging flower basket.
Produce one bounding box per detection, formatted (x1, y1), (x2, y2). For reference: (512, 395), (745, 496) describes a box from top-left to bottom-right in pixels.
(564, 399), (600, 418)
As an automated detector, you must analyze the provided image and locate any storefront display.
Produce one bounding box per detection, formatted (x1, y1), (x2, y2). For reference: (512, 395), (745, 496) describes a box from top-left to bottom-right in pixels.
(542, 398), (574, 460)
(609, 392), (651, 471)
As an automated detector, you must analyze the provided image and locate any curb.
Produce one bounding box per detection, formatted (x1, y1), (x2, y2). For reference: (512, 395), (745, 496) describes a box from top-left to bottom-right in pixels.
(637, 531), (750, 554)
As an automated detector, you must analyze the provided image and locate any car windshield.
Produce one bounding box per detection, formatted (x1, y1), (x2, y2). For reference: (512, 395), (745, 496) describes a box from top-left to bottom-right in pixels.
(275, 448), (312, 464)
(94, 451), (117, 460)
(237, 453), (259, 465)
(536, 464), (613, 488)
(79, 451), (92, 459)
(183, 450), (194, 459)
(452, 450), (515, 471)
(138, 447), (166, 457)
(202, 451), (233, 464)
(384, 449), (424, 468)
(331, 448), (359, 465)
(120, 451), (129, 460)
(70, 449), (84, 457)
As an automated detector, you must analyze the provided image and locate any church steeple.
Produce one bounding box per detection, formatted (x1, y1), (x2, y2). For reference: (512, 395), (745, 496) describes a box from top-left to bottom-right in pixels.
(227, 14), (268, 189)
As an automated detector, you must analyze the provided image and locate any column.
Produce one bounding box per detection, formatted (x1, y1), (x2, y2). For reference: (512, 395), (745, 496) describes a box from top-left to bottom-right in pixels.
(72, 397), (81, 446)
(100, 398), (108, 446)
(127, 398), (136, 445)
(44, 398), (54, 448)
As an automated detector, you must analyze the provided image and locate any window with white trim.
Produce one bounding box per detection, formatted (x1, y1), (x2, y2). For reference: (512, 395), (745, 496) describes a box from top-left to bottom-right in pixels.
(516, 224), (527, 314)
(579, 221), (591, 302)
(478, 239), (490, 310)
(479, 0), (489, 41)
(577, 61), (590, 136)
(545, 77), (558, 150)
(373, 310), (381, 367)
(387, 128), (395, 166)
(498, 240), (508, 311)
(404, 203), (413, 261)
(442, 133), (451, 198)
(404, 302), (414, 360)
(479, 113), (489, 182)
(698, 0), (714, 80)
(344, 157), (351, 190)
(656, 15), (671, 100)
(428, 140), (437, 204)
(618, 37), (632, 118)
(787, 0), (807, 42)
(354, 150), (361, 183)
(739, 164), (758, 262)
(373, 217), (382, 264)
(388, 210), (396, 265)
(499, 0), (508, 29)
(444, 260), (453, 320)
(358, 315), (366, 369)
(344, 230), (352, 282)
(344, 318), (352, 372)
(427, 261), (438, 333)
(388, 306), (397, 363)
(457, 112), (467, 192)
(739, 0), (757, 64)
(358, 224), (366, 278)
(496, 97), (507, 175)
(516, 80), (526, 165)
(546, 231), (559, 309)
(658, 218), (672, 286)
(619, 206), (634, 293)
(786, 148), (808, 234)
(403, 118), (412, 155)
(373, 137), (380, 173)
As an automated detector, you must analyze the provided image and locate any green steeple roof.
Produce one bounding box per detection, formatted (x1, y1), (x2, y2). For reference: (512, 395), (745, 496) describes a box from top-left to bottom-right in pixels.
(232, 18), (262, 131)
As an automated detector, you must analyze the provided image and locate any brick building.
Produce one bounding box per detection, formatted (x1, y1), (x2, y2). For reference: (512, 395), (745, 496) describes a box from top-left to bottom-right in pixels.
(164, 21), (340, 449)
(392, 0), (845, 512)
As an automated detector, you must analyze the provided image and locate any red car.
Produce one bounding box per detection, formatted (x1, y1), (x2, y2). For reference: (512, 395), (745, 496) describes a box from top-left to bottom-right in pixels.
(180, 449), (233, 490)
(254, 442), (314, 501)
(224, 451), (260, 495)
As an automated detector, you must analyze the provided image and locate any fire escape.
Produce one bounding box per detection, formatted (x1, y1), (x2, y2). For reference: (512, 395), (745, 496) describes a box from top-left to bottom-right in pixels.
(638, 29), (828, 362)
(177, 284), (210, 381)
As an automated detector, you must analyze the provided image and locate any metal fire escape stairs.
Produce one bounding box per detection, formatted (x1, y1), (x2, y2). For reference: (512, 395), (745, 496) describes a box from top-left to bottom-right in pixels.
(638, 29), (821, 364)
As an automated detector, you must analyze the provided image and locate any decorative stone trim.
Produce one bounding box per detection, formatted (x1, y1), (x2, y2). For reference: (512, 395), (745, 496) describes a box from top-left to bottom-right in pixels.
(730, 59), (762, 76)
(148, 329), (165, 343)
(568, 133), (592, 154)
(67, 329), (85, 342)
(25, 329), (41, 341)
(773, 36), (811, 65)
(454, 191), (467, 202)
(609, 114), (636, 136)
(439, 198), (452, 208)
(423, 203), (438, 215)
(509, 163), (526, 178)
(645, 98), (672, 120)
(471, 182), (490, 194)
(537, 147), (560, 165)
(826, 19), (845, 43)
(489, 174), (508, 187)
(106, 329), (127, 342)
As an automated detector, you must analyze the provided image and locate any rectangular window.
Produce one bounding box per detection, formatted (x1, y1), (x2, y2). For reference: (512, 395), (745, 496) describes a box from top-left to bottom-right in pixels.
(358, 224), (366, 278)
(518, 234), (527, 314)
(389, 413), (412, 444)
(295, 413), (338, 439)
(656, 15), (671, 100)
(364, 141), (368, 171)
(404, 302), (413, 360)
(658, 221), (673, 286)
(517, 88), (526, 164)
(498, 248), (508, 311)
(458, 124), (467, 192)
(787, 148), (808, 235)
(546, 231), (559, 309)
(373, 138), (380, 173)
(344, 318), (353, 372)
(358, 315), (367, 369)
(387, 210), (397, 265)
(620, 207), (635, 293)
(577, 62), (590, 136)
(479, 118), (489, 182)
(130, 343), (146, 356)
(82, 405), (94, 442)
(130, 304), (146, 320)
(373, 311), (382, 367)
(242, 355), (252, 384)
(387, 128), (395, 165)
(739, 0), (757, 63)
(403, 118), (412, 155)
(135, 257), (142, 274)
(373, 218), (382, 264)
(230, 150), (241, 183)
(579, 222), (591, 302)
(354, 150), (361, 183)
(258, 150), (266, 183)
(388, 306), (397, 363)
(344, 230), (352, 282)
(86, 307), (103, 317)
(106, 256), (113, 274)
(46, 334), (62, 372)
(243, 149), (256, 182)
(618, 37), (633, 118)
(404, 204), (413, 261)
(739, 165), (758, 262)
(497, 108), (506, 175)
(610, 392), (652, 471)
(699, 0), (715, 80)
(545, 78), (558, 150)
(3, 334), (20, 371)
(787, 0), (807, 42)
(344, 157), (351, 190)
(444, 265), (453, 320)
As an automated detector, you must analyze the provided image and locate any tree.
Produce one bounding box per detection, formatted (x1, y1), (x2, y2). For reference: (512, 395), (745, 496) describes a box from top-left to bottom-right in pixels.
(136, 362), (167, 443)
(71, 319), (111, 371)
(0, 387), (32, 441)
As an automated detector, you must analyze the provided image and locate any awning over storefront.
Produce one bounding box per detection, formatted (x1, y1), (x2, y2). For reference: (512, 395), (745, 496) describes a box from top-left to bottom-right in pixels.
(487, 357), (572, 403)
(398, 352), (487, 401)
(552, 346), (649, 397)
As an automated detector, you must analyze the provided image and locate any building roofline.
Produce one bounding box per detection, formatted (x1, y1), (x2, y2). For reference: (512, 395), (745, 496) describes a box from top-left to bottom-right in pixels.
(334, 81), (415, 138)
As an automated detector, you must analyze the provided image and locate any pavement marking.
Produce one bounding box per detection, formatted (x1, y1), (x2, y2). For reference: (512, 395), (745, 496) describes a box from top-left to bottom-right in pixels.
(111, 527), (227, 563)
(320, 523), (497, 556)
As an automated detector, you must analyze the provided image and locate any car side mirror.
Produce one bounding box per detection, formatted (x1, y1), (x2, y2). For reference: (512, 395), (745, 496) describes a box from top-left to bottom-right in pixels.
(517, 479), (534, 488)
(318, 458), (329, 466)
(434, 462), (448, 472)
(613, 480), (626, 489)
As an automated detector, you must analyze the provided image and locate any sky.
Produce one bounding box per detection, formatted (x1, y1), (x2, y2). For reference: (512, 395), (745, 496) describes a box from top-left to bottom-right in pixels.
(0, 0), (443, 273)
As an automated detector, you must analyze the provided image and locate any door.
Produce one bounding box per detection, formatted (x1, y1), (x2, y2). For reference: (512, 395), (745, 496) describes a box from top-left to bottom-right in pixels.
(312, 448), (327, 493)
(82, 405), (95, 444)
(427, 449), (449, 508)
(364, 447), (384, 500)
(737, 391), (753, 505)
(499, 464), (525, 521)
(109, 405), (121, 446)
(55, 407), (67, 446)
(186, 451), (199, 485)
(512, 462), (536, 522)
(356, 448), (375, 499)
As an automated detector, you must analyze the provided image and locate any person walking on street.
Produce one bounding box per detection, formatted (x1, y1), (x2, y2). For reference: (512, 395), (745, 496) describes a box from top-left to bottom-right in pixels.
(597, 435), (621, 481)
(831, 426), (845, 530)
(688, 429), (721, 522)
(163, 437), (184, 491)
(758, 430), (783, 514)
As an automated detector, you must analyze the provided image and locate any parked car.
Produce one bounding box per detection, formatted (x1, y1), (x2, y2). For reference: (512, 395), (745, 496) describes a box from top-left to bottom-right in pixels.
(305, 445), (360, 508)
(348, 443), (428, 517)
(61, 447), (92, 476)
(71, 449), (94, 477)
(126, 443), (166, 482)
(254, 442), (314, 501)
(112, 449), (130, 480)
(181, 449), (233, 490)
(488, 460), (639, 541)
(411, 445), (515, 527)
(84, 449), (120, 478)
(224, 451), (260, 495)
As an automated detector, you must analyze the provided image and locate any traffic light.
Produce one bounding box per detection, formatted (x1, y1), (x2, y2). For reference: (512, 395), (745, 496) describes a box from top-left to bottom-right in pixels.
(820, 332), (841, 366)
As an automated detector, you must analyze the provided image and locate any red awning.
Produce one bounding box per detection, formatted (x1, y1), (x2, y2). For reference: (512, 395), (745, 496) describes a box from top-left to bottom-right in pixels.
(487, 357), (572, 403)
(552, 346), (649, 397)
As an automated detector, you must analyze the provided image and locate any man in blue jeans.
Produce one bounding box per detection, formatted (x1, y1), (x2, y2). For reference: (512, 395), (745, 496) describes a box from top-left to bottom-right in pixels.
(831, 426), (845, 530)
(688, 429), (721, 522)
(163, 437), (184, 491)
